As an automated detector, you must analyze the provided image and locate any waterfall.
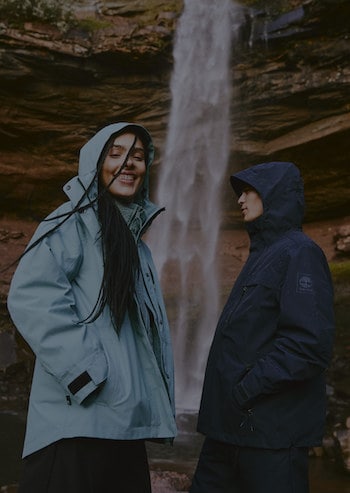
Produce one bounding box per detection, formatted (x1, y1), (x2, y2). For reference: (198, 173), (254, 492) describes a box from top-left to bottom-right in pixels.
(150, 0), (239, 412)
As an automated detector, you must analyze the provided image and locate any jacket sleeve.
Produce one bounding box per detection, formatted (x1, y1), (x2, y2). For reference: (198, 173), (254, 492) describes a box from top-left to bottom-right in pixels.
(233, 241), (335, 409)
(7, 217), (108, 405)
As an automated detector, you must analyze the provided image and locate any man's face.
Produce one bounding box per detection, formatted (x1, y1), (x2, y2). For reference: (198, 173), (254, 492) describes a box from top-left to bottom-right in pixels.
(238, 186), (263, 222)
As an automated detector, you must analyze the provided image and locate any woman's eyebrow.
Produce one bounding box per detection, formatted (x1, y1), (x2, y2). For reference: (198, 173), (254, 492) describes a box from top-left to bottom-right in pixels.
(132, 146), (145, 154)
(111, 144), (144, 154)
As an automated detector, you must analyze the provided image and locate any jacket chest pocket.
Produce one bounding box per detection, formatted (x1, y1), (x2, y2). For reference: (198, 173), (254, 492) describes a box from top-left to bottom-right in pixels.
(241, 282), (279, 313)
(246, 263), (284, 294)
(220, 281), (278, 338)
(219, 262), (285, 335)
(237, 267), (284, 322)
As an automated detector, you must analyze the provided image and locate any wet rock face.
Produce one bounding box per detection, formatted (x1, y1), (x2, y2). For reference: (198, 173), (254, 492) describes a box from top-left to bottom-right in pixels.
(0, 0), (349, 222)
(230, 0), (350, 222)
(0, 0), (181, 218)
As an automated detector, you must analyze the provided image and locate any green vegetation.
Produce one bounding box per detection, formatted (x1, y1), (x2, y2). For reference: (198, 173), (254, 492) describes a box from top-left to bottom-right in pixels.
(75, 18), (112, 32)
(329, 260), (350, 283)
(0, 0), (73, 27)
(0, 0), (182, 32)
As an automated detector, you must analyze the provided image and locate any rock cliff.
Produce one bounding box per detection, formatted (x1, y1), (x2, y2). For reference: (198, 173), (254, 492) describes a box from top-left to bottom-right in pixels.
(0, 0), (349, 220)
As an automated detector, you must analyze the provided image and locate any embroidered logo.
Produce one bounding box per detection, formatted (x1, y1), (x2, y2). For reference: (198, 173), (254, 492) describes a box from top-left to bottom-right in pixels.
(297, 273), (314, 293)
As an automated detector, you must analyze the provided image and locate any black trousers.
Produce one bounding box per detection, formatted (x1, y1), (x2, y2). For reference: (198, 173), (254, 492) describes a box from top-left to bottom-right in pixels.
(18, 437), (151, 493)
(190, 437), (309, 493)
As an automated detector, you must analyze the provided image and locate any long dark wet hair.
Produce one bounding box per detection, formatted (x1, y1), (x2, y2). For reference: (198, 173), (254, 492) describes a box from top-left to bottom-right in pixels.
(89, 127), (150, 330)
(4, 126), (151, 333)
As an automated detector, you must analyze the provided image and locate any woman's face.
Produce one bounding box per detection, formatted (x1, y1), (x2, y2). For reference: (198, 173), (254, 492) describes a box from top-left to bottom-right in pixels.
(238, 186), (263, 222)
(101, 132), (147, 202)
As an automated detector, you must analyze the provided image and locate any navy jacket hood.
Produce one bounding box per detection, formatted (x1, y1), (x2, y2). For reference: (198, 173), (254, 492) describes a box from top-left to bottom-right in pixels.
(230, 162), (304, 246)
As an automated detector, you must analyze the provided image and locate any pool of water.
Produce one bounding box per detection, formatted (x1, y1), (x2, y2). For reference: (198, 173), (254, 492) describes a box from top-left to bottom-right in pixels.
(147, 413), (350, 492)
(1, 411), (349, 491)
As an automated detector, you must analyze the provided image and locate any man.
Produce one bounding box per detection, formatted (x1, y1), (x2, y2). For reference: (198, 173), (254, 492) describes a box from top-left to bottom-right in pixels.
(190, 161), (334, 493)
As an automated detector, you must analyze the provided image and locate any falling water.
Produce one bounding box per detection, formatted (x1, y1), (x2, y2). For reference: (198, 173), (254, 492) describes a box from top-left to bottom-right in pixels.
(150, 0), (239, 412)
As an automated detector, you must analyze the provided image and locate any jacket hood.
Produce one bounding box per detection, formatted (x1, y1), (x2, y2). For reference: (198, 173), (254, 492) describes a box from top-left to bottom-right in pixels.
(66, 122), (155, 207)
(230, 162), (304, 244)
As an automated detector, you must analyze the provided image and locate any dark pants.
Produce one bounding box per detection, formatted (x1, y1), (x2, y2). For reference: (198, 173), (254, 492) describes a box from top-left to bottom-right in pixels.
(190, 438), (309, 493)
(18, 437), (151, 493)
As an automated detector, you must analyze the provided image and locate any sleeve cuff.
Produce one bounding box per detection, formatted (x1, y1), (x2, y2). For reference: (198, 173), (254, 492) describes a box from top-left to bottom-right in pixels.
(62, 349), (108, 404)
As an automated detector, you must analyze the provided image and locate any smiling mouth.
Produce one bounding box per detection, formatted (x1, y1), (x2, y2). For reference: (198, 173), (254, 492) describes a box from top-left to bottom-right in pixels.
(117, 174), (135, 183)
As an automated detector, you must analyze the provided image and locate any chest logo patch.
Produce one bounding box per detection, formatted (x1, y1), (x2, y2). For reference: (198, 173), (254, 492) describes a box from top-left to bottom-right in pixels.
(297, 273), (314, 293)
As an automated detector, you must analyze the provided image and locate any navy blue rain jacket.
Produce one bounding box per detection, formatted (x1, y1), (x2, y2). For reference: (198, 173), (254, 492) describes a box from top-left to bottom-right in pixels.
(197, 162), (335, 448)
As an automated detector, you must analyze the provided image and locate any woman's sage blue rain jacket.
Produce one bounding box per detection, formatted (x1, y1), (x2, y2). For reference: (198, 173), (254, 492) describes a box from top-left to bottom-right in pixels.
(197, 162), (335, 449)
(7, 122), (177, 457)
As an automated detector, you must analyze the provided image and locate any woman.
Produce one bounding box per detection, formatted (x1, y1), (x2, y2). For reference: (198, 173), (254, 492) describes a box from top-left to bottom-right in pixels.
(8, 122), (177, 492)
